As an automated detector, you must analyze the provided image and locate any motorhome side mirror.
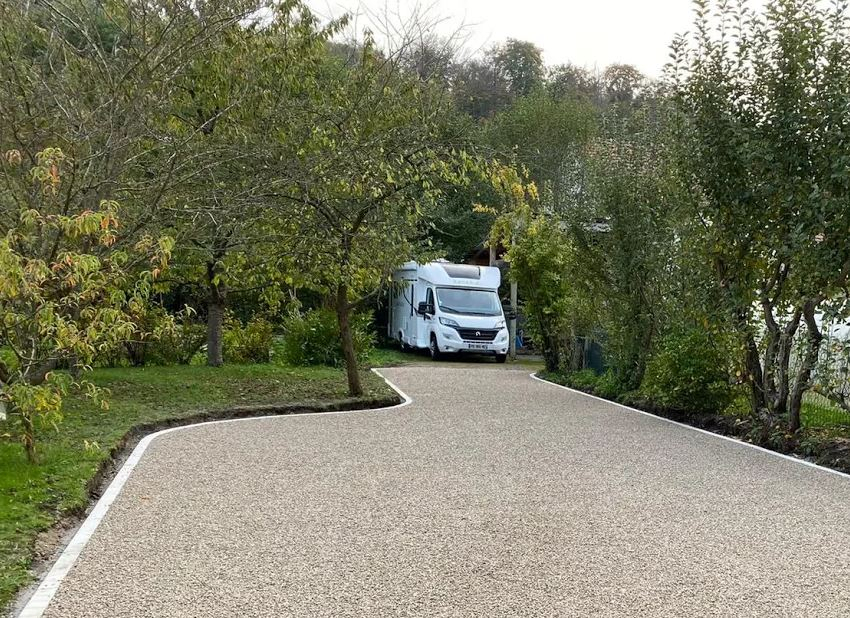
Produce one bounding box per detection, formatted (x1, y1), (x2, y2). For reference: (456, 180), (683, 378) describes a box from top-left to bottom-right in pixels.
(417, 302), (434, 316)
(503, 305), (517, 320)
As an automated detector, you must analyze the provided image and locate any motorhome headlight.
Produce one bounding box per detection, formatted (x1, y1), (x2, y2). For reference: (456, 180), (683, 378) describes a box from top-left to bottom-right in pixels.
(495, 319), (506, 329)
(439, 317), (460, 327)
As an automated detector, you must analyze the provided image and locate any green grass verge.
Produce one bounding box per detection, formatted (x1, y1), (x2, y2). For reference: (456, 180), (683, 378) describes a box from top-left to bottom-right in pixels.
(365, 346), (418, 367)
(0, 364), (393, 612)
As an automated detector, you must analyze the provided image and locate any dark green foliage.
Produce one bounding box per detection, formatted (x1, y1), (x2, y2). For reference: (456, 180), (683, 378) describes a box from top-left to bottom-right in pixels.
(579, 104), (686, 390)
(223, 315), (275, 364)
(491, 39), (545, 97)
(427, 185), (495, 262)
(149, 322), (208, 366)
(550, 329), (734, 417)
(450, 57), (512, 119)
(547, 63), (599, 102)
(562, 369), (600, 391)
(542, 369), (622, 400)
(640, 329), (734, 415)
(280, 309), (375, 367)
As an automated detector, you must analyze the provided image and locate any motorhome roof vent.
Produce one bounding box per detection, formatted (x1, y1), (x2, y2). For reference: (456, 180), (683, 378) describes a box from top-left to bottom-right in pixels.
(440, 264), (481, 280)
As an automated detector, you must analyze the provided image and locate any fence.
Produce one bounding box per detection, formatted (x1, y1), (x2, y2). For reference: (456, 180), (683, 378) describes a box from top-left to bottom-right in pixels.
(802, 392), (850, 428)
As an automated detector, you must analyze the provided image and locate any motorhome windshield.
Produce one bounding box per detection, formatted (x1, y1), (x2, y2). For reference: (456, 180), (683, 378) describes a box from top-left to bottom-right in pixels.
(436, 288), (501, 316)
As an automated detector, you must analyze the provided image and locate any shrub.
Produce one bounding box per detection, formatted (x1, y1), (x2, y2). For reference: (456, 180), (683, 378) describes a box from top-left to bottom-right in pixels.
(150, 318), (207, 365)
(223, 315), (275, 364)
(593, 370), (624, 400)
(135, 306), (207, 366)
(96, 305), (206, 367)
(639, 328), (733, 415)
(565, 369), (601, 391)
(280, 308), (374, 367)
(550, 368), (625, 400)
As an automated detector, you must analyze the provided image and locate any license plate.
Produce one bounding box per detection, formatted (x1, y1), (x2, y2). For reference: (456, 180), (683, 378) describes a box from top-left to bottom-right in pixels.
(468, 343), (491, 350)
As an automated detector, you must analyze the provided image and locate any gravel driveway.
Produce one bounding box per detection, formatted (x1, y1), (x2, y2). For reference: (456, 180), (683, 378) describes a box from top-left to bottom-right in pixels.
(30, 366), (850, 617)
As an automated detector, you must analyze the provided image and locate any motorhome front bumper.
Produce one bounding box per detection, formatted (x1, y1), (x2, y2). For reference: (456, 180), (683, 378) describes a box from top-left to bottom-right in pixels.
(438, 327), (509, 353)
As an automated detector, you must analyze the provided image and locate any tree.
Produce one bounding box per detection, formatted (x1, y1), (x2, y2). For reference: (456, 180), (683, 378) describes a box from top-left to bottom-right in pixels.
(426, 181), (498, 262)
(575, 106), (686, 389)
(0, 0), (272, 368)
(399, 34), (458, 83)
(601, 63), (645, 104)
(670, 0), (850, 433)
(507, 215), (598, 373)
(450, 57), (512, 119)
(547, 63), (599, 101)
(163, 1), (338, 366)
(0, 148), (171, 461)
(487, 90), (596, 209)
(491, 39), (545, 97)
(284, 37), (473, 396)
(0, 0), (256, 237)
(812, 309), (850, 413)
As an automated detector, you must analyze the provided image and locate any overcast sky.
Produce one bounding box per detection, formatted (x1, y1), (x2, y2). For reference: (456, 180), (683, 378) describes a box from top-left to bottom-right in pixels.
(306, 0), (747, 77)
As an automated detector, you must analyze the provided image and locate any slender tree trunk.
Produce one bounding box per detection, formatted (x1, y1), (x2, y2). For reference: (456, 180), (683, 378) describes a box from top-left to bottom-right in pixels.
(539, 311), (560, 373)
(569, 328), (583, 371)
(22, 413), (36, 463)
(761, 318), (780, 413)
(745, 333), (766, 416)
(761, 302), (801, 420)
(206, 261), (227, 367)
(789, 300), (823, 433)
(716, 258), (766, 417)
(336, 284), (362, 397)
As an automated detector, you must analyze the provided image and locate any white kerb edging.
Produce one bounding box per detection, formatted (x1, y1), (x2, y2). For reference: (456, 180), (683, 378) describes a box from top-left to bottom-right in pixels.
(17, 369), (412, 618)
(531, 372), (850, 482)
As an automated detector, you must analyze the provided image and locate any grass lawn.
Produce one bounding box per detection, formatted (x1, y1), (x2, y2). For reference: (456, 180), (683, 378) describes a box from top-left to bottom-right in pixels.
(0, 364), (394, 613)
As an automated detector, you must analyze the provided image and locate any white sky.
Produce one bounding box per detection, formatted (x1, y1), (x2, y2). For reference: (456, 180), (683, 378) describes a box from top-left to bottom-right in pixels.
(307, 0), (763, 77)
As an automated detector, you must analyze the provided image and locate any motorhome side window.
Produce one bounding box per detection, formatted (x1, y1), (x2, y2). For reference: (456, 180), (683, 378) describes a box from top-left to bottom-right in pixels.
(426, 288), (435, 311)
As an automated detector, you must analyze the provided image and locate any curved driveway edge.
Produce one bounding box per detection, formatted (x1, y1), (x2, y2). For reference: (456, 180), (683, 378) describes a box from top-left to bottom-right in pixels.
(17, 369), (412, 618)
(24, 365), (850, 617)
(530, 372), (850, 482)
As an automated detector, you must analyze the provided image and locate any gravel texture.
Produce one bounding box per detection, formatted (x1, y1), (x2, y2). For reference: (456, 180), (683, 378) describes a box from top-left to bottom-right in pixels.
(40, 366), (850, 617)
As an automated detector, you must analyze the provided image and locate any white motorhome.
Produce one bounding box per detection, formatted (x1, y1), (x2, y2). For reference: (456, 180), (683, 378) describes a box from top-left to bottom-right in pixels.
(389, 261), (510, 362)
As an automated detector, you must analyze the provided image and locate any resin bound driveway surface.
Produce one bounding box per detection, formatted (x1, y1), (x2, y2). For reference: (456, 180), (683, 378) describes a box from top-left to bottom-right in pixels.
(33, 365), (850, 617)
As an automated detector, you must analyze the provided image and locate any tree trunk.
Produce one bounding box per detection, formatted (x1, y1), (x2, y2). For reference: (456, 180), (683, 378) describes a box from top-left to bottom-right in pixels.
(568, 329), (583, 372)
(206, 261), (227, 367)
(716, 258), (767, 417)
(336, 284), (362, 397)
(207, 299), (225, 367)
(539, 312), (561, 373)
(761, 302), (802, 420)
(22, 413), (36, 464)
(788, 300), (823, 434)
(744, 331), (766, 416)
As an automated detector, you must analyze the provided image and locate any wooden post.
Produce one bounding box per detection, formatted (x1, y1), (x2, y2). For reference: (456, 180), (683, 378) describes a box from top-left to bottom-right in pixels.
(509, 280), (518, 361)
